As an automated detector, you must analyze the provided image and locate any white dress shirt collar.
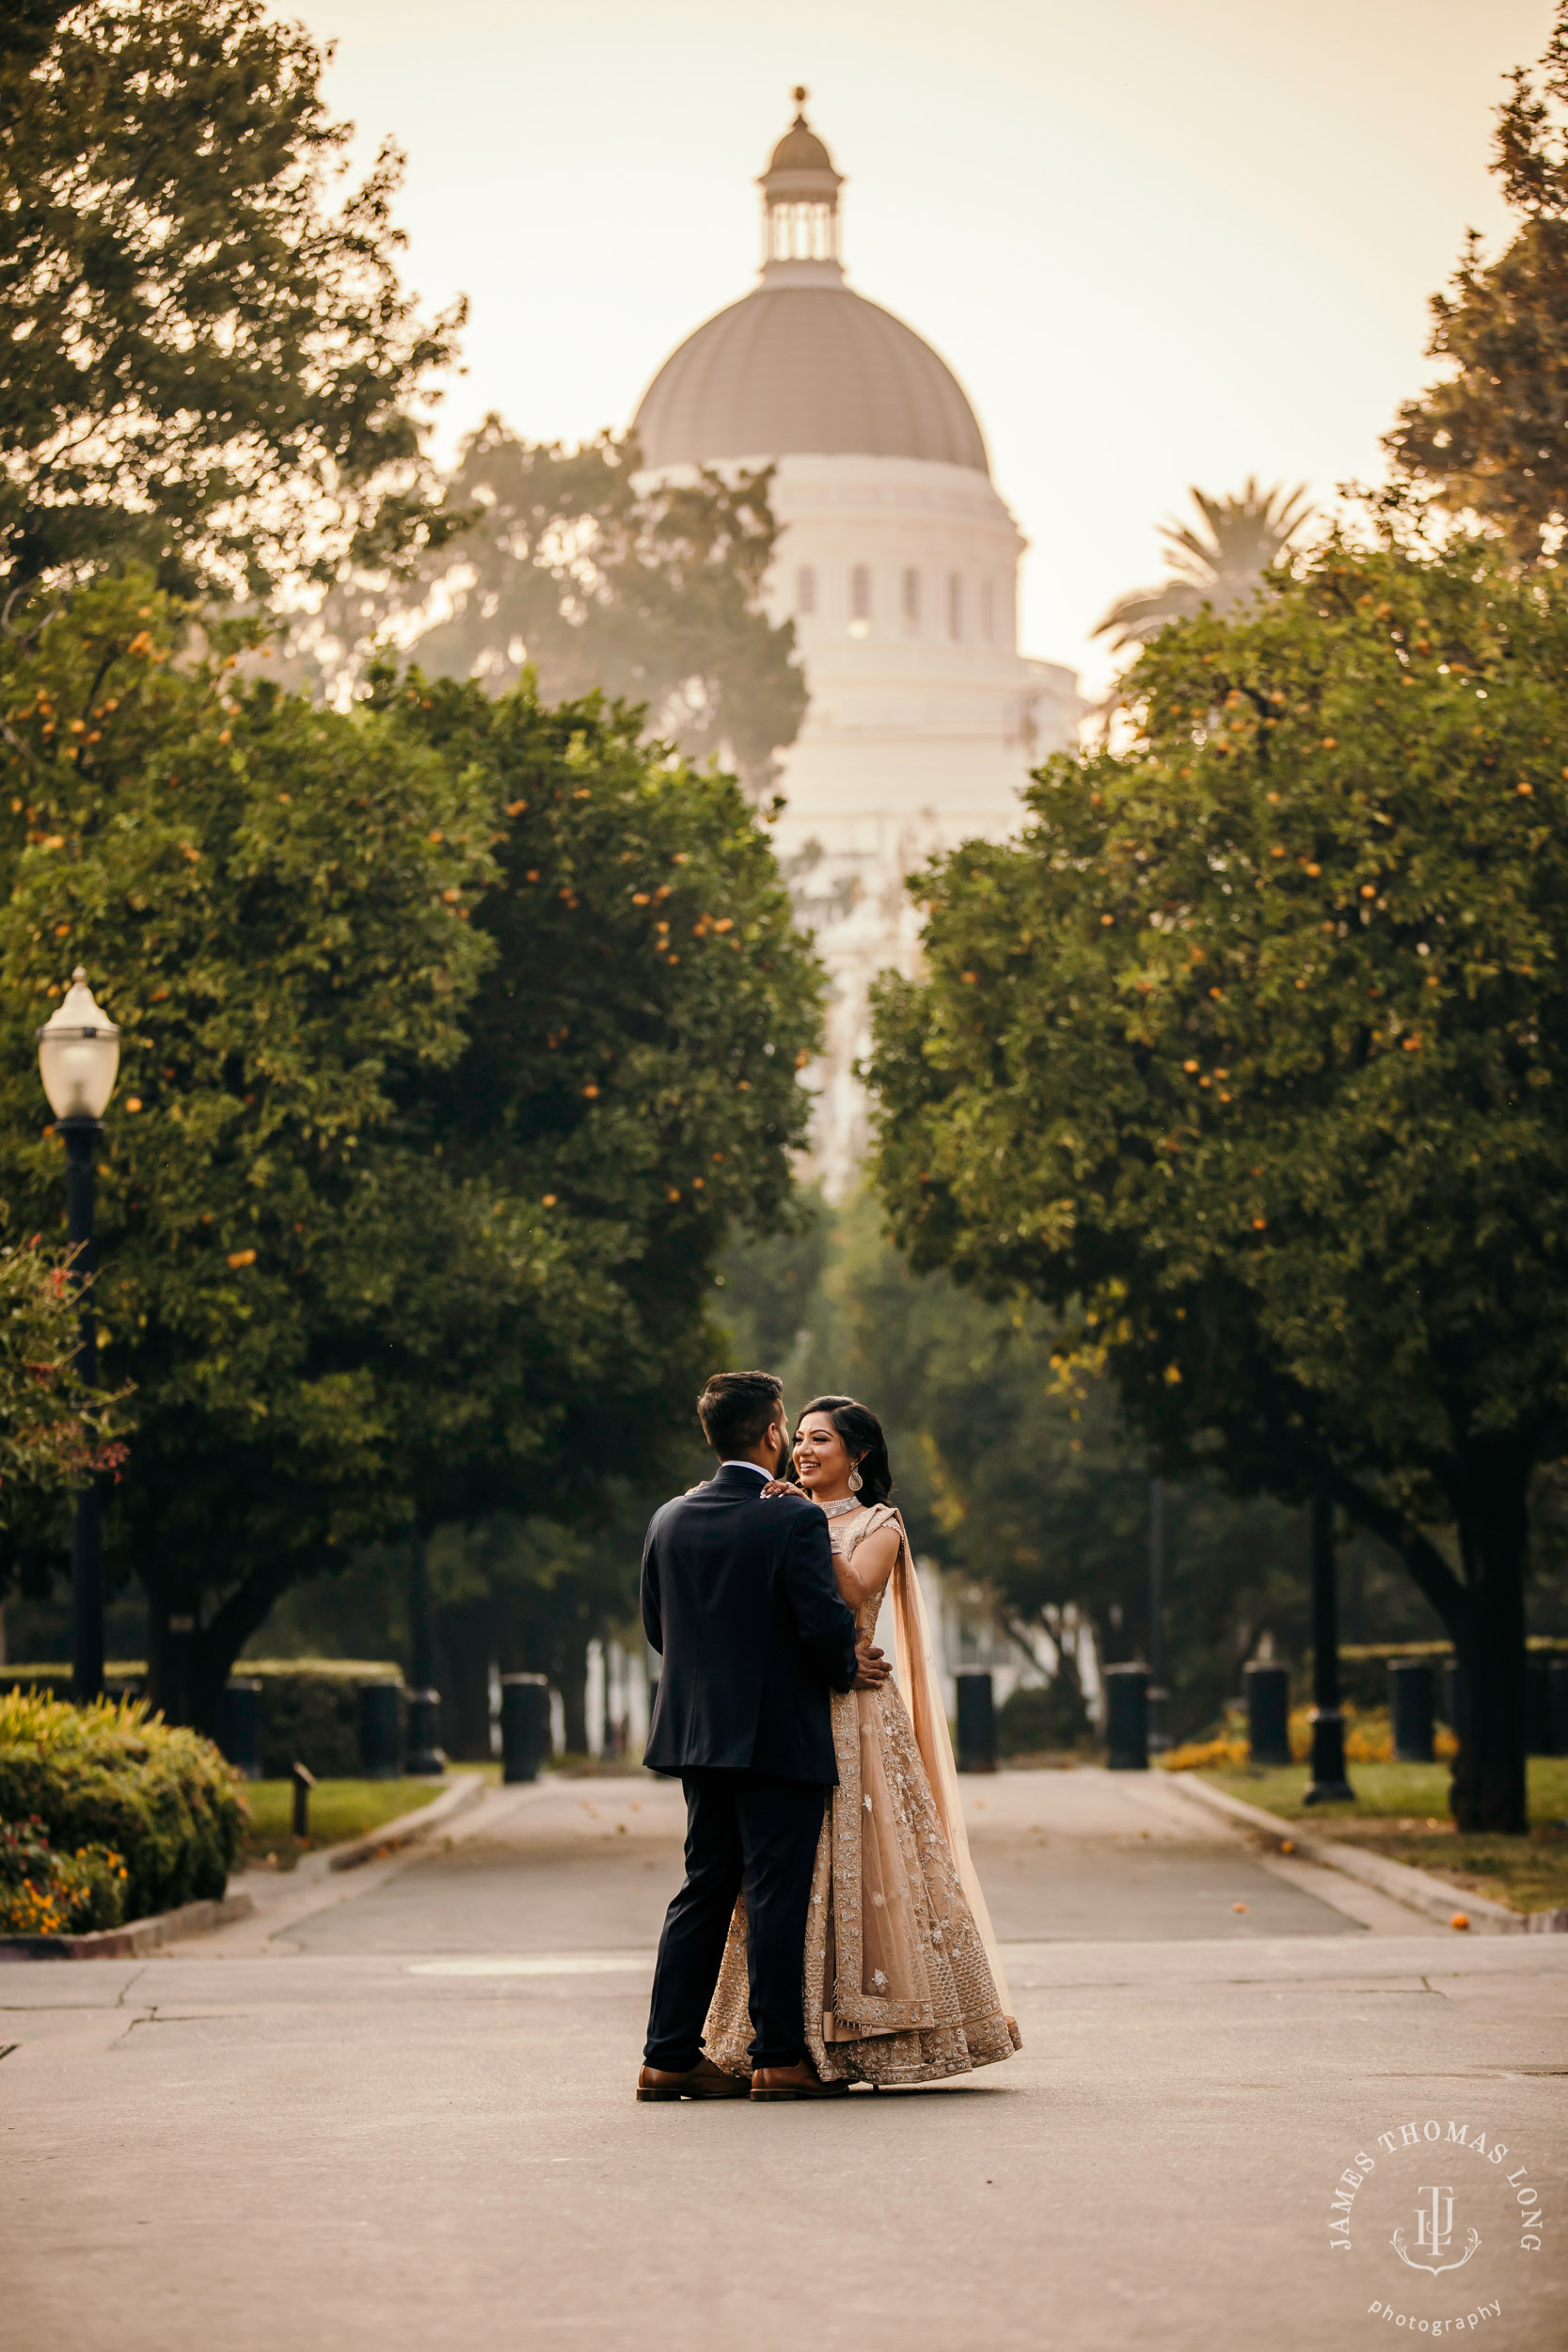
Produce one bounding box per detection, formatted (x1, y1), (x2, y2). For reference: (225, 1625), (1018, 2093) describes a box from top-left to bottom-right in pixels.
(718, 1458), (771, 1479)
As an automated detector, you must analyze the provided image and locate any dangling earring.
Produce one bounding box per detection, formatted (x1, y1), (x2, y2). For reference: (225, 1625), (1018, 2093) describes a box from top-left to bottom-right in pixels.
(847, 1465), (863, 1493)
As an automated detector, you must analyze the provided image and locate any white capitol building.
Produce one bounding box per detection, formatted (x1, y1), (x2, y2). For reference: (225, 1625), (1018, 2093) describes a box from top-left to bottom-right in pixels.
(632, 96), (1080, 1194)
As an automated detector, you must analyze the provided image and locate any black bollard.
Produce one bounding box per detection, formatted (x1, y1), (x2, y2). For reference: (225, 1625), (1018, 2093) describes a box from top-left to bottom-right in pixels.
(1526, 1660), (1555, 1757)
(1550, 1661), (1568, 1759)
(1243, 1661), (1291, 1767)
(1388, 1659), (1434, 1764)
(1104, 1663), (1149, 1771)
(500, 1673), (551, 1784)
(358, 1679), (402, 1780)
(404, 1688), (447, 1777)
(1303, 1485), (1354, 1805)
(220, 1677), (263, 1780)
(956, 1670), (997, 1773)
(291, 1760), (315, 1840)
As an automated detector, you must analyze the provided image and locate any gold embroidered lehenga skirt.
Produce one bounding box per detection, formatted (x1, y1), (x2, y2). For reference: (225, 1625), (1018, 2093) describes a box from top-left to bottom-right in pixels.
(703, 1664), (1022, 2087)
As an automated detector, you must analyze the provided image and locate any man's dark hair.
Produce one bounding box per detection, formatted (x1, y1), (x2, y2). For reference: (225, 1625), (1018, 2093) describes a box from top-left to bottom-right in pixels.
(697, 1370), (784, 1459)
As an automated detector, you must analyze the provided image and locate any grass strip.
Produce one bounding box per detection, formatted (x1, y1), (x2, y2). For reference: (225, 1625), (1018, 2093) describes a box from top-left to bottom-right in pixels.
(1196, 1759), (1568, 1915)
(241, 1777), (454, 1870)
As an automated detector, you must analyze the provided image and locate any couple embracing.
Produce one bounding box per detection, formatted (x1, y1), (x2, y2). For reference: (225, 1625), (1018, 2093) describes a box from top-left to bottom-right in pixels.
(637, 1371), (1020, 2103)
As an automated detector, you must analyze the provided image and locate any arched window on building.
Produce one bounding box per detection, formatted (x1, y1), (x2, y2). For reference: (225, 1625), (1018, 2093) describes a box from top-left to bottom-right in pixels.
(902, 567), (921, 632)
(947, 573), (963, 643)
(796, 564), (817, 615)
(849, 564), (872, 636)
(980, 578), (995, 644)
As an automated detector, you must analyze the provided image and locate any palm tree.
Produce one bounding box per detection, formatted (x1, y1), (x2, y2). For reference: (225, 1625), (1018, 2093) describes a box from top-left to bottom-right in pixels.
(1094, 478), (1314, 651)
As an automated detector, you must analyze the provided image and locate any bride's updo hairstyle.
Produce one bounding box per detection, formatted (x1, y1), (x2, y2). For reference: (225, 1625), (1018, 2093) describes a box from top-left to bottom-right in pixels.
(799, 1395), (894, 1507)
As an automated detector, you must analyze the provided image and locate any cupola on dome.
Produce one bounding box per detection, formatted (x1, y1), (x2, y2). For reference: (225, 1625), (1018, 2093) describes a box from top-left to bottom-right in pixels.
(632, 96), (990, 478)
(764, 91), (839, 180)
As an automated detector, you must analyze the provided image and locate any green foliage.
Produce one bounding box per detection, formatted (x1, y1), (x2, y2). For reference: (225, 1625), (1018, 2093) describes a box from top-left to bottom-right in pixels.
(995, 1678), (1089, 1756)
(0, 1228), (125, 1512)
(0, 572), (505, 1704)
(0, 1688), (244, 1917)
(870, 517), (1568, 1831)
(0, 0), (463, 603)
(718, 1195), (1326, 1738)
(0, 574), (819, 1720)
(0, 1813), (129, 1935)
(308, 424), (806, 795)
(1094, 480), (1313, 651)
(1387, 7), (1568, 562)
(236, 1660), (402, 1781)
(381, 660), (823, 1533)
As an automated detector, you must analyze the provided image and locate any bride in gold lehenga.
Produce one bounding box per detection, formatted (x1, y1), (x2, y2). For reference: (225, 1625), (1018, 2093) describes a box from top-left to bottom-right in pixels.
(703, 1395), (1021, 2088)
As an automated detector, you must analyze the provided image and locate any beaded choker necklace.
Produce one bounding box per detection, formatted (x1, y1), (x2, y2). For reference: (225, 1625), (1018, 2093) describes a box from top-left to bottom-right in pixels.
(821, 1496), (861, 1518)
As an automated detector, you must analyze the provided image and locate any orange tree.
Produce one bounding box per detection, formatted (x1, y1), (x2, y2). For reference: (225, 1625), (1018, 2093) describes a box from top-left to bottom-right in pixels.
(375, 659), (823, 1534)
(868, 516), (1568, 1833)
(0, 576), (818, 1730)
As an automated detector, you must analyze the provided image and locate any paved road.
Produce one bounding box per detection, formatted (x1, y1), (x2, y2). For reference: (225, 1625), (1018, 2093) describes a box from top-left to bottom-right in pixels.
(5, 1768), (1564, 2352)
(286, 1764), (1425, 1958)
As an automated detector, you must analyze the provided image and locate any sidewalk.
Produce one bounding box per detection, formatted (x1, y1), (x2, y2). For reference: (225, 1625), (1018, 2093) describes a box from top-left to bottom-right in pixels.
(4, 1769), (1563, 2351)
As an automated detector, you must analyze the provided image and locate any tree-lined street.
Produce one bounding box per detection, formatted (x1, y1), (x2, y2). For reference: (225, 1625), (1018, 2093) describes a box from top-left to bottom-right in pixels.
(6, 8), (1568, 2348)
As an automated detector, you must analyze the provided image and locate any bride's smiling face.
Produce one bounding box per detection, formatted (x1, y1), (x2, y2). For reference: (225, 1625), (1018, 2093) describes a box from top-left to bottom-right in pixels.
(793, 1412), (857, 1499)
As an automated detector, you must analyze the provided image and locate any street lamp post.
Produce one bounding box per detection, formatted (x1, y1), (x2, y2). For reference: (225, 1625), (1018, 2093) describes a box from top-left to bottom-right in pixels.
(37, 968), (119, 1707)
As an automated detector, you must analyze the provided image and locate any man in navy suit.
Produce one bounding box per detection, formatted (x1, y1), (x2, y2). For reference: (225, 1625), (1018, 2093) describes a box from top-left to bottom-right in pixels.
(637, 1369), (889, 2103)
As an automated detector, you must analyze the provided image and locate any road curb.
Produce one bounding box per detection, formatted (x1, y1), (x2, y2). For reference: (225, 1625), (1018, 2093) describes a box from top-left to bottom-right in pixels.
(1157, 1772), (1542, 1935)
(326, 1772), (485, 1872)
(0, 1890), (255, 1962)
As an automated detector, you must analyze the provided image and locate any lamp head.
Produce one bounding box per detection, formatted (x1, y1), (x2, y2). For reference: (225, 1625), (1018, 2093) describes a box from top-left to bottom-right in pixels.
(37, 966), (120, 1121)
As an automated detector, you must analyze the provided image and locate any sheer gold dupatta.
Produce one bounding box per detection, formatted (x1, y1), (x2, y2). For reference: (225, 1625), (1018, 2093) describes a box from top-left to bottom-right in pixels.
(884, 1511), (1017, 2034)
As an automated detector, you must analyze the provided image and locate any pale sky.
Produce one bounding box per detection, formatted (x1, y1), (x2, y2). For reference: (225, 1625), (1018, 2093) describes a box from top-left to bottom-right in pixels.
(287, 0), (1552, 697)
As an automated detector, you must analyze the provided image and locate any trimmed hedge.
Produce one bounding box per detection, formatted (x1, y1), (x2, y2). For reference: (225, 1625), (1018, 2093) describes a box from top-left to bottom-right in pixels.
(997, 1679), (1091, 1756)
(1, 1661), (147, 1703)
(0, 1690), (245, 1922)
(2, 1660), (405, 1778)
(239, 1661), (404, 1779)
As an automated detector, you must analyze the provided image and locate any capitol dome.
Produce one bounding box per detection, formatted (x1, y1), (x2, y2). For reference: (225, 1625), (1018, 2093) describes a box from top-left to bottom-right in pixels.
(631, 97), (989, 476)
(628, 96), (1079, 1200)
(633, 288), (990, 474)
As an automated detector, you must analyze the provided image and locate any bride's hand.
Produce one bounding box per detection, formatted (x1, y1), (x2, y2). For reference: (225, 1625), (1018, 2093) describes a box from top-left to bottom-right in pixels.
(760, 1476), (809, 1500)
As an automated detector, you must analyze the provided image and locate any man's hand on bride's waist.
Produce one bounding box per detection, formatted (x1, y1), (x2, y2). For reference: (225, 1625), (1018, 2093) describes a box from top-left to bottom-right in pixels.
(852, 1636), (891, 1692)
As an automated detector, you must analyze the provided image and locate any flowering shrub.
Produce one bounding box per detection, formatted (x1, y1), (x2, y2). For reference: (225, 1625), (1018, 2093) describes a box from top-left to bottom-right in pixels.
(0, 1690), (245, 1920)
(0, 1814), (127, 1934)
(1160, 1733), (1249, 1772)
(1161, 1703), (1458, 1772)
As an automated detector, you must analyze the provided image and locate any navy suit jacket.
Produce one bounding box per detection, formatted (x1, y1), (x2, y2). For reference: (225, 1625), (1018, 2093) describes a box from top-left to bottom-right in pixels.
(641, 1464), (860, 1783)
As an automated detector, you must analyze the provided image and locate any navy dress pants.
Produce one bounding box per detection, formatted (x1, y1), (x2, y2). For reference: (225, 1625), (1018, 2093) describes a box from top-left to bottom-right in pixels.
(643, 1769), (829, 2072)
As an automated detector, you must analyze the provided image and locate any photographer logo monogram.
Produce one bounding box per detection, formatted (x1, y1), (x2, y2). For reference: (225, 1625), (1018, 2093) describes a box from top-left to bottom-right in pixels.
(1324, 2117), (1543, 2330)
(1392, 2184), (1478, 2279)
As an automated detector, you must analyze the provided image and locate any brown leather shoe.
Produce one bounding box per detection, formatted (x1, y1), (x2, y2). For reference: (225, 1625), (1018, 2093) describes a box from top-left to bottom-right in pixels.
(751, 2060), (849, 2102)
(636, 2056), (751, 2103)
